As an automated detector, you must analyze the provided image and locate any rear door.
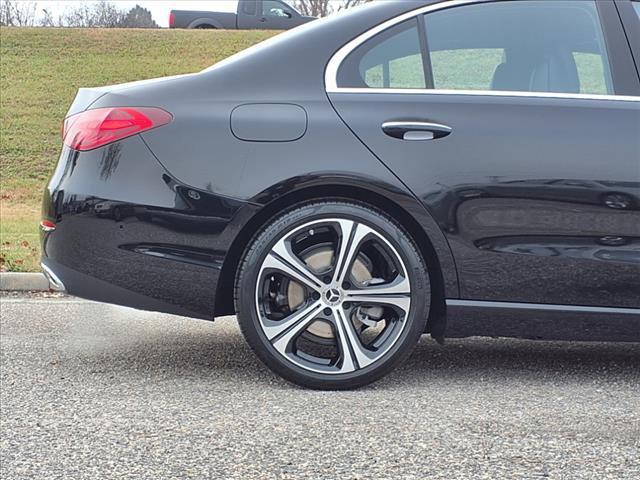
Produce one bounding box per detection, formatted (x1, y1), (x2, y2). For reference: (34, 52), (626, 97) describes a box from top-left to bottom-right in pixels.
(237, 1), (259, 28)
(328, 0), (640, 308)
(617, 0), (640, 71)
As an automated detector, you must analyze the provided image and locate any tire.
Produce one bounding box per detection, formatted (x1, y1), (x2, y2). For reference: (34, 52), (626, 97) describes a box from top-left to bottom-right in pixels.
(234, 201), (431, 390)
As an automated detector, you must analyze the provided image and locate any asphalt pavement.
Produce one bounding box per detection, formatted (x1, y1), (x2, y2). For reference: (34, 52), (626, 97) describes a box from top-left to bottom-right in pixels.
(1, 295), (639, 479)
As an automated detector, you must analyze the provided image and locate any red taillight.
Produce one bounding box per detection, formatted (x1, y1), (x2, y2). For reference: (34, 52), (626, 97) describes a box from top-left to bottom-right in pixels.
(169, 12), (175, 28)
(62, 107), (172, 152)
(40, 220), (56, 232)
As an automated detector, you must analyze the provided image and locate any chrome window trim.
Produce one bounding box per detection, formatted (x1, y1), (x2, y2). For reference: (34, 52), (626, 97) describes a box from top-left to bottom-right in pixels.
(328, 87), (640, 102)
(324, 0), (640, 103)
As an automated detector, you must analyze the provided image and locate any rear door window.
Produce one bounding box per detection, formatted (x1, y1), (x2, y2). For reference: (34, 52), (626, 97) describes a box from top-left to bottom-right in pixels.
(423, 0), (614, 95)
(263, 0), (290, 17)
(241, 1), (257, 15)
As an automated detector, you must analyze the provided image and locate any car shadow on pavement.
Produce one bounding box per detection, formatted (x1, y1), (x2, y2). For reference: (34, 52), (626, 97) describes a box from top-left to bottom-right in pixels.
(72, 322), (640, 390)
(388, 336), (640, 388)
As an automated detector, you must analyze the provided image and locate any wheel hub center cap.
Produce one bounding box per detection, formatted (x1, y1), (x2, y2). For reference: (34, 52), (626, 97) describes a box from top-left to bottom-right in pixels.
(322, 286), (344, 307)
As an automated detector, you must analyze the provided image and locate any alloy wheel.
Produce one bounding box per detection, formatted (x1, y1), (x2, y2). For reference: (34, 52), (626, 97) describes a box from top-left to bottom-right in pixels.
(255, 218), (412, 374)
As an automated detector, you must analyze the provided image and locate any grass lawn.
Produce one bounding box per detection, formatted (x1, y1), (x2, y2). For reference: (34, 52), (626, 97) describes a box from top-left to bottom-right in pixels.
(0, 27), (276, 272)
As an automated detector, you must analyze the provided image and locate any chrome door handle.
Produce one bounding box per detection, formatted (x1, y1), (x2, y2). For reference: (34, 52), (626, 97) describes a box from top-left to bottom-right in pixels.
(382, 121), (452, 141)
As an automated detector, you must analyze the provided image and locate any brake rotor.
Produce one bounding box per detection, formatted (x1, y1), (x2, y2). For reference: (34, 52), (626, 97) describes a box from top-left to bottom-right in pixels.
(287, 246), (383, 341)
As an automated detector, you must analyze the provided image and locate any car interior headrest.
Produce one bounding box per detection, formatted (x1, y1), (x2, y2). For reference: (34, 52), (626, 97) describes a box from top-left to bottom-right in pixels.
(529, 50), (580, 94)
(491, 61), (535, 92)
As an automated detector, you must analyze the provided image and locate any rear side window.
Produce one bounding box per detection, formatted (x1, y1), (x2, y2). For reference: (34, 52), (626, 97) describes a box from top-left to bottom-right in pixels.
(263, 0), (290, 17)
(337, 19), (426, 89)
(242, 1), (257, 15)
(423, 0), (613, 95)
(335, 0), (615, 96)
(634, 1), (640, 18)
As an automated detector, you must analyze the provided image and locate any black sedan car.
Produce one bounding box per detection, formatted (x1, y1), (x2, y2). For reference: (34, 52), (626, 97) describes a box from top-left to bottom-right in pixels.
(42, 0), (640, 389)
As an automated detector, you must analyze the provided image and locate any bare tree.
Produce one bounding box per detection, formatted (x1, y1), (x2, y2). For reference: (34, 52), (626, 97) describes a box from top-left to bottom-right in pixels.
(39, 7), (56, 27)
(0, 0), (38, 26)
(0, 0), (9, 25)
(338, 0), (373, 11)
(294, 0), (331, 17)
(61, 3), (98, 27)
(61, 1), (124, 28)
(91, 1), (125, 27)
(294, 0), (372, 18)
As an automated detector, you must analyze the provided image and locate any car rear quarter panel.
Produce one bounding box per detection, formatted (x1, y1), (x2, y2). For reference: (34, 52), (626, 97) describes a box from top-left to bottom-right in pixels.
(41, 136), (257, 319)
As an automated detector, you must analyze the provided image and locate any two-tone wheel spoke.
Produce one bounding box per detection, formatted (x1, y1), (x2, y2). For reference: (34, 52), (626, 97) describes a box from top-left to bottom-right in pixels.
(332, 306), (376, 371)
(330, 308), (357, 373)
(344, 275), (412, 315)
(261, 240), (324, 293)
(271, 301), (325, 354)
(332, 220), (374, 286)
(263, 300), (324, 341)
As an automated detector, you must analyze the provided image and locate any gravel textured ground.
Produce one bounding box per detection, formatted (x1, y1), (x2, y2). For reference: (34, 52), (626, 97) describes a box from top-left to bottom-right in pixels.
(1, 296), (639, 479)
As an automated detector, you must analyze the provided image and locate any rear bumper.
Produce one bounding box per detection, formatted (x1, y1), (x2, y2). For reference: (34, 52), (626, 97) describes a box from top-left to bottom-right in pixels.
(41, 262), (66, 292)
(40, 258), (213, 318)
(41, 137), (254, 319)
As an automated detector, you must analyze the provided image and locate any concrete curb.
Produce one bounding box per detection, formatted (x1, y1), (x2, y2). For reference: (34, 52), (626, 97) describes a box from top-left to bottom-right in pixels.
(0, 273), (50, 292)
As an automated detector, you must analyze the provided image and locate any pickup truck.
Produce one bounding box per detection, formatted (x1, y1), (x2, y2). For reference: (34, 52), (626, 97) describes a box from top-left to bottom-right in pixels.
(169, 0), (315, 30)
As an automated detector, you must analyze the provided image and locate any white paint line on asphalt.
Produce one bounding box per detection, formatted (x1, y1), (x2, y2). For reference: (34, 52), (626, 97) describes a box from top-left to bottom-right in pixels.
(1, 298), (94, 305)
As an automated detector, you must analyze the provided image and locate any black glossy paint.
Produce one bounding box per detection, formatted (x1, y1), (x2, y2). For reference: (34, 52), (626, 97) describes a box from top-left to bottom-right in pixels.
(446, 301), (640, 342)
(230, 103), (308, 142)
(42, 0), (640, 341)
(42, 138), (254, 319)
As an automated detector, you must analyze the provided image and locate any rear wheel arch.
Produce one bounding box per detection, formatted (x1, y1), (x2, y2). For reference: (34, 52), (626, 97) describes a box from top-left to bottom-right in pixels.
(188, 18), (221, 29)
(214, 182), (451, 336)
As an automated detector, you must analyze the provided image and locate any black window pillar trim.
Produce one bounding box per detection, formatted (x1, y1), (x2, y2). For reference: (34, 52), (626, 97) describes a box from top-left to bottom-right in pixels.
(597, 0), (640, 96)
(614, 0), (640, 83)
(416, 14), (435, 89)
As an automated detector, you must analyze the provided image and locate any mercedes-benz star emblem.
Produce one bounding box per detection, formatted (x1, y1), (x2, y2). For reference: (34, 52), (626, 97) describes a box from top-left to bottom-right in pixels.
(322, 287), (344, 307)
